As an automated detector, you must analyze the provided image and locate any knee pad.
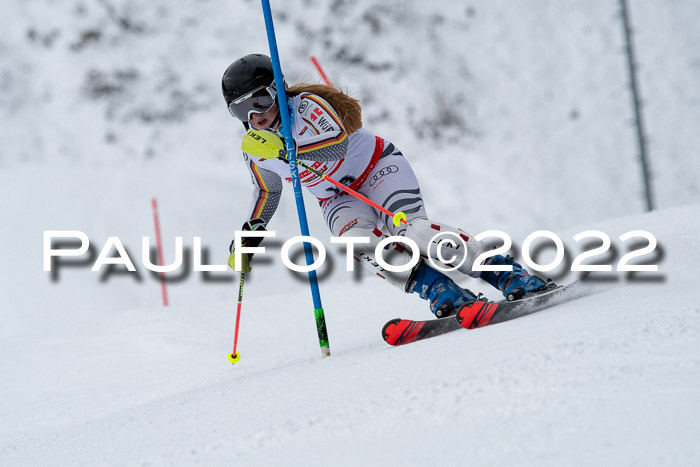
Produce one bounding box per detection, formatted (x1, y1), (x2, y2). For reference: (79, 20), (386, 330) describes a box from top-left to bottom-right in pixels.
(404, 218), (488, 278)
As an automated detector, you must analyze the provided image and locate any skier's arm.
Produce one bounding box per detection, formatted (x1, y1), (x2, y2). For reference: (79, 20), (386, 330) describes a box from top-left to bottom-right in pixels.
(245, 155), (283, 225)
(294, 95), (349, 162)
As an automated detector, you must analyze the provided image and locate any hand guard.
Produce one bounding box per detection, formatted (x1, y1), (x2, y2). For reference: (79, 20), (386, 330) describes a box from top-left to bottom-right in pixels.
(228, 218), (267, 272)
(241, 129), (285, 160)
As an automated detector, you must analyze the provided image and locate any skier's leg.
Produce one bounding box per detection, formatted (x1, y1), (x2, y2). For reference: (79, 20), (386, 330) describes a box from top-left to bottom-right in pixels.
(354, 140), (427, 235)
(357, 141), (549, 299)
(322, 192), (476, 317)
(402, 218), (490, 278)
(322, 190), (413, 291)
(339, 226), (478, 318)
(357, 141), (489, 278)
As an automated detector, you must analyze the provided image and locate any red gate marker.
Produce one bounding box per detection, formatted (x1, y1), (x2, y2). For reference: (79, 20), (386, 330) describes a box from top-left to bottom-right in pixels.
(310, 56), (333, 86)
(151, 198), (169, 306)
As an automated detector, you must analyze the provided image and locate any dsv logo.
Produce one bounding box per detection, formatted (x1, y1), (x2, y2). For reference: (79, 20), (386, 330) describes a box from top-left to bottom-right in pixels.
(369, 165), (399, 186)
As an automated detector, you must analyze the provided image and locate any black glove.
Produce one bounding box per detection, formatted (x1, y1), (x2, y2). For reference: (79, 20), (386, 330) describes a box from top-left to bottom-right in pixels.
(228, 218), (267, 270)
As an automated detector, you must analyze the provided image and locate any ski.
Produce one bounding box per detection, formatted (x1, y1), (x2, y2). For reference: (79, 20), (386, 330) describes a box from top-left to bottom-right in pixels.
(457, 273), (590, 329)
(382, 274), (590, 346)
(382, 315), (462, 346)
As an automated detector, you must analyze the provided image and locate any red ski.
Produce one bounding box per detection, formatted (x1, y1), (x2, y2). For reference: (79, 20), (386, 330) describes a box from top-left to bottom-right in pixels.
(382, 274), (590, 346)
(382, 315), (462, 346)
(457, 275), (589, 329)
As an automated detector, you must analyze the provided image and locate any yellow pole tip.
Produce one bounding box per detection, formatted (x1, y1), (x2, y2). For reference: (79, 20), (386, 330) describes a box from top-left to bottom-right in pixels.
(393, 211), (407, 226)
(228, 352), (241, 364)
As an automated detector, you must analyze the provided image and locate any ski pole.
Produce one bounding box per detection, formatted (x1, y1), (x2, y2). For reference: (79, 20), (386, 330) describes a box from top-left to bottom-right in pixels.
(293, 158), (407, 227)
(227, 271), (245, 364)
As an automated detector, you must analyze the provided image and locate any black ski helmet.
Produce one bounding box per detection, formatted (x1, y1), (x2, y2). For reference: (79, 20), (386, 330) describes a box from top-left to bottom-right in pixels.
(221, 54), (285, 106)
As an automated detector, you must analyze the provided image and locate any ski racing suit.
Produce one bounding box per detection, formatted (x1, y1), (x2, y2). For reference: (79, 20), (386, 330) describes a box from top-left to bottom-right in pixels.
(241, 92), (488, 293)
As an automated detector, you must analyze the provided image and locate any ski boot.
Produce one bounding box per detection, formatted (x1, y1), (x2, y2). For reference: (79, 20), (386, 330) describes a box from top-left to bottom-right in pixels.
(408, 261), (477, 318)
(480, 255), (552, 301)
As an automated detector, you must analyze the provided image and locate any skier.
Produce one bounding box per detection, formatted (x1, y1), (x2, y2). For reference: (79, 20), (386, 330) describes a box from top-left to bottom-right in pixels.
(223, 53), (550, 318)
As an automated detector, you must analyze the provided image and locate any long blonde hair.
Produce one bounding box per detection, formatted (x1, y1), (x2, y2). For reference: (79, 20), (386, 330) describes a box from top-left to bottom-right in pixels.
(287, 84), (363, 134)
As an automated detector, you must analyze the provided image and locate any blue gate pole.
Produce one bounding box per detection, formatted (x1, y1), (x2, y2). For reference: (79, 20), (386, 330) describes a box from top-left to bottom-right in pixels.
(260, 0), (330, 357)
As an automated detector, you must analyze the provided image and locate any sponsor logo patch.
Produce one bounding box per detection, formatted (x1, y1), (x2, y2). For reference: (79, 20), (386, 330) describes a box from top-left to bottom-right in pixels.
(339, 218), (359, 236)
(310, 107), (323, 121)
(369, 165), (399, 186)
(298, 100), (309, 114)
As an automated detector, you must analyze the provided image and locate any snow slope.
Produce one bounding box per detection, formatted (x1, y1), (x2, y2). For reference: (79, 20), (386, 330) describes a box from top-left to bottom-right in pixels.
(2, 0), (700, 465)
(1, 165), (699, 465)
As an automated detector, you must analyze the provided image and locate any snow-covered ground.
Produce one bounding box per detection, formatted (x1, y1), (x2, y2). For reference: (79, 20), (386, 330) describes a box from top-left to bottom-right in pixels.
(2, 166), (699, 464)
(1, 1), (699, 465)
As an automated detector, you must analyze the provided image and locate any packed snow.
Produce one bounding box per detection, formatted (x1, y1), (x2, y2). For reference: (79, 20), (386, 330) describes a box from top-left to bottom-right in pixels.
(1, 1), (699, 465)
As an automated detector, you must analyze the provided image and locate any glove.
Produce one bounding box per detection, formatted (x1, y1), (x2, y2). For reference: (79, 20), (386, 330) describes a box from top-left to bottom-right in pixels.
(241, 129), (285, 160)
(228, 218), (267, 272)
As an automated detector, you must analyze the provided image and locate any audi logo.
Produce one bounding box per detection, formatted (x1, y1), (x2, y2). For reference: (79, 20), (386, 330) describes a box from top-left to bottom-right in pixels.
(369, 165), (399, 186)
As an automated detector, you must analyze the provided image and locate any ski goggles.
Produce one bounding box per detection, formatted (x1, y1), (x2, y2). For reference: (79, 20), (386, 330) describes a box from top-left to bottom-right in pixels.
(228, 85), (277, 122)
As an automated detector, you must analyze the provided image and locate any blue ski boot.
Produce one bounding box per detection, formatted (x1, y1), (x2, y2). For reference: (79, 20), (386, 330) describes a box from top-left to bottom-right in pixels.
(408, 261), (477, 318)
(480, 254), (551, 301)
